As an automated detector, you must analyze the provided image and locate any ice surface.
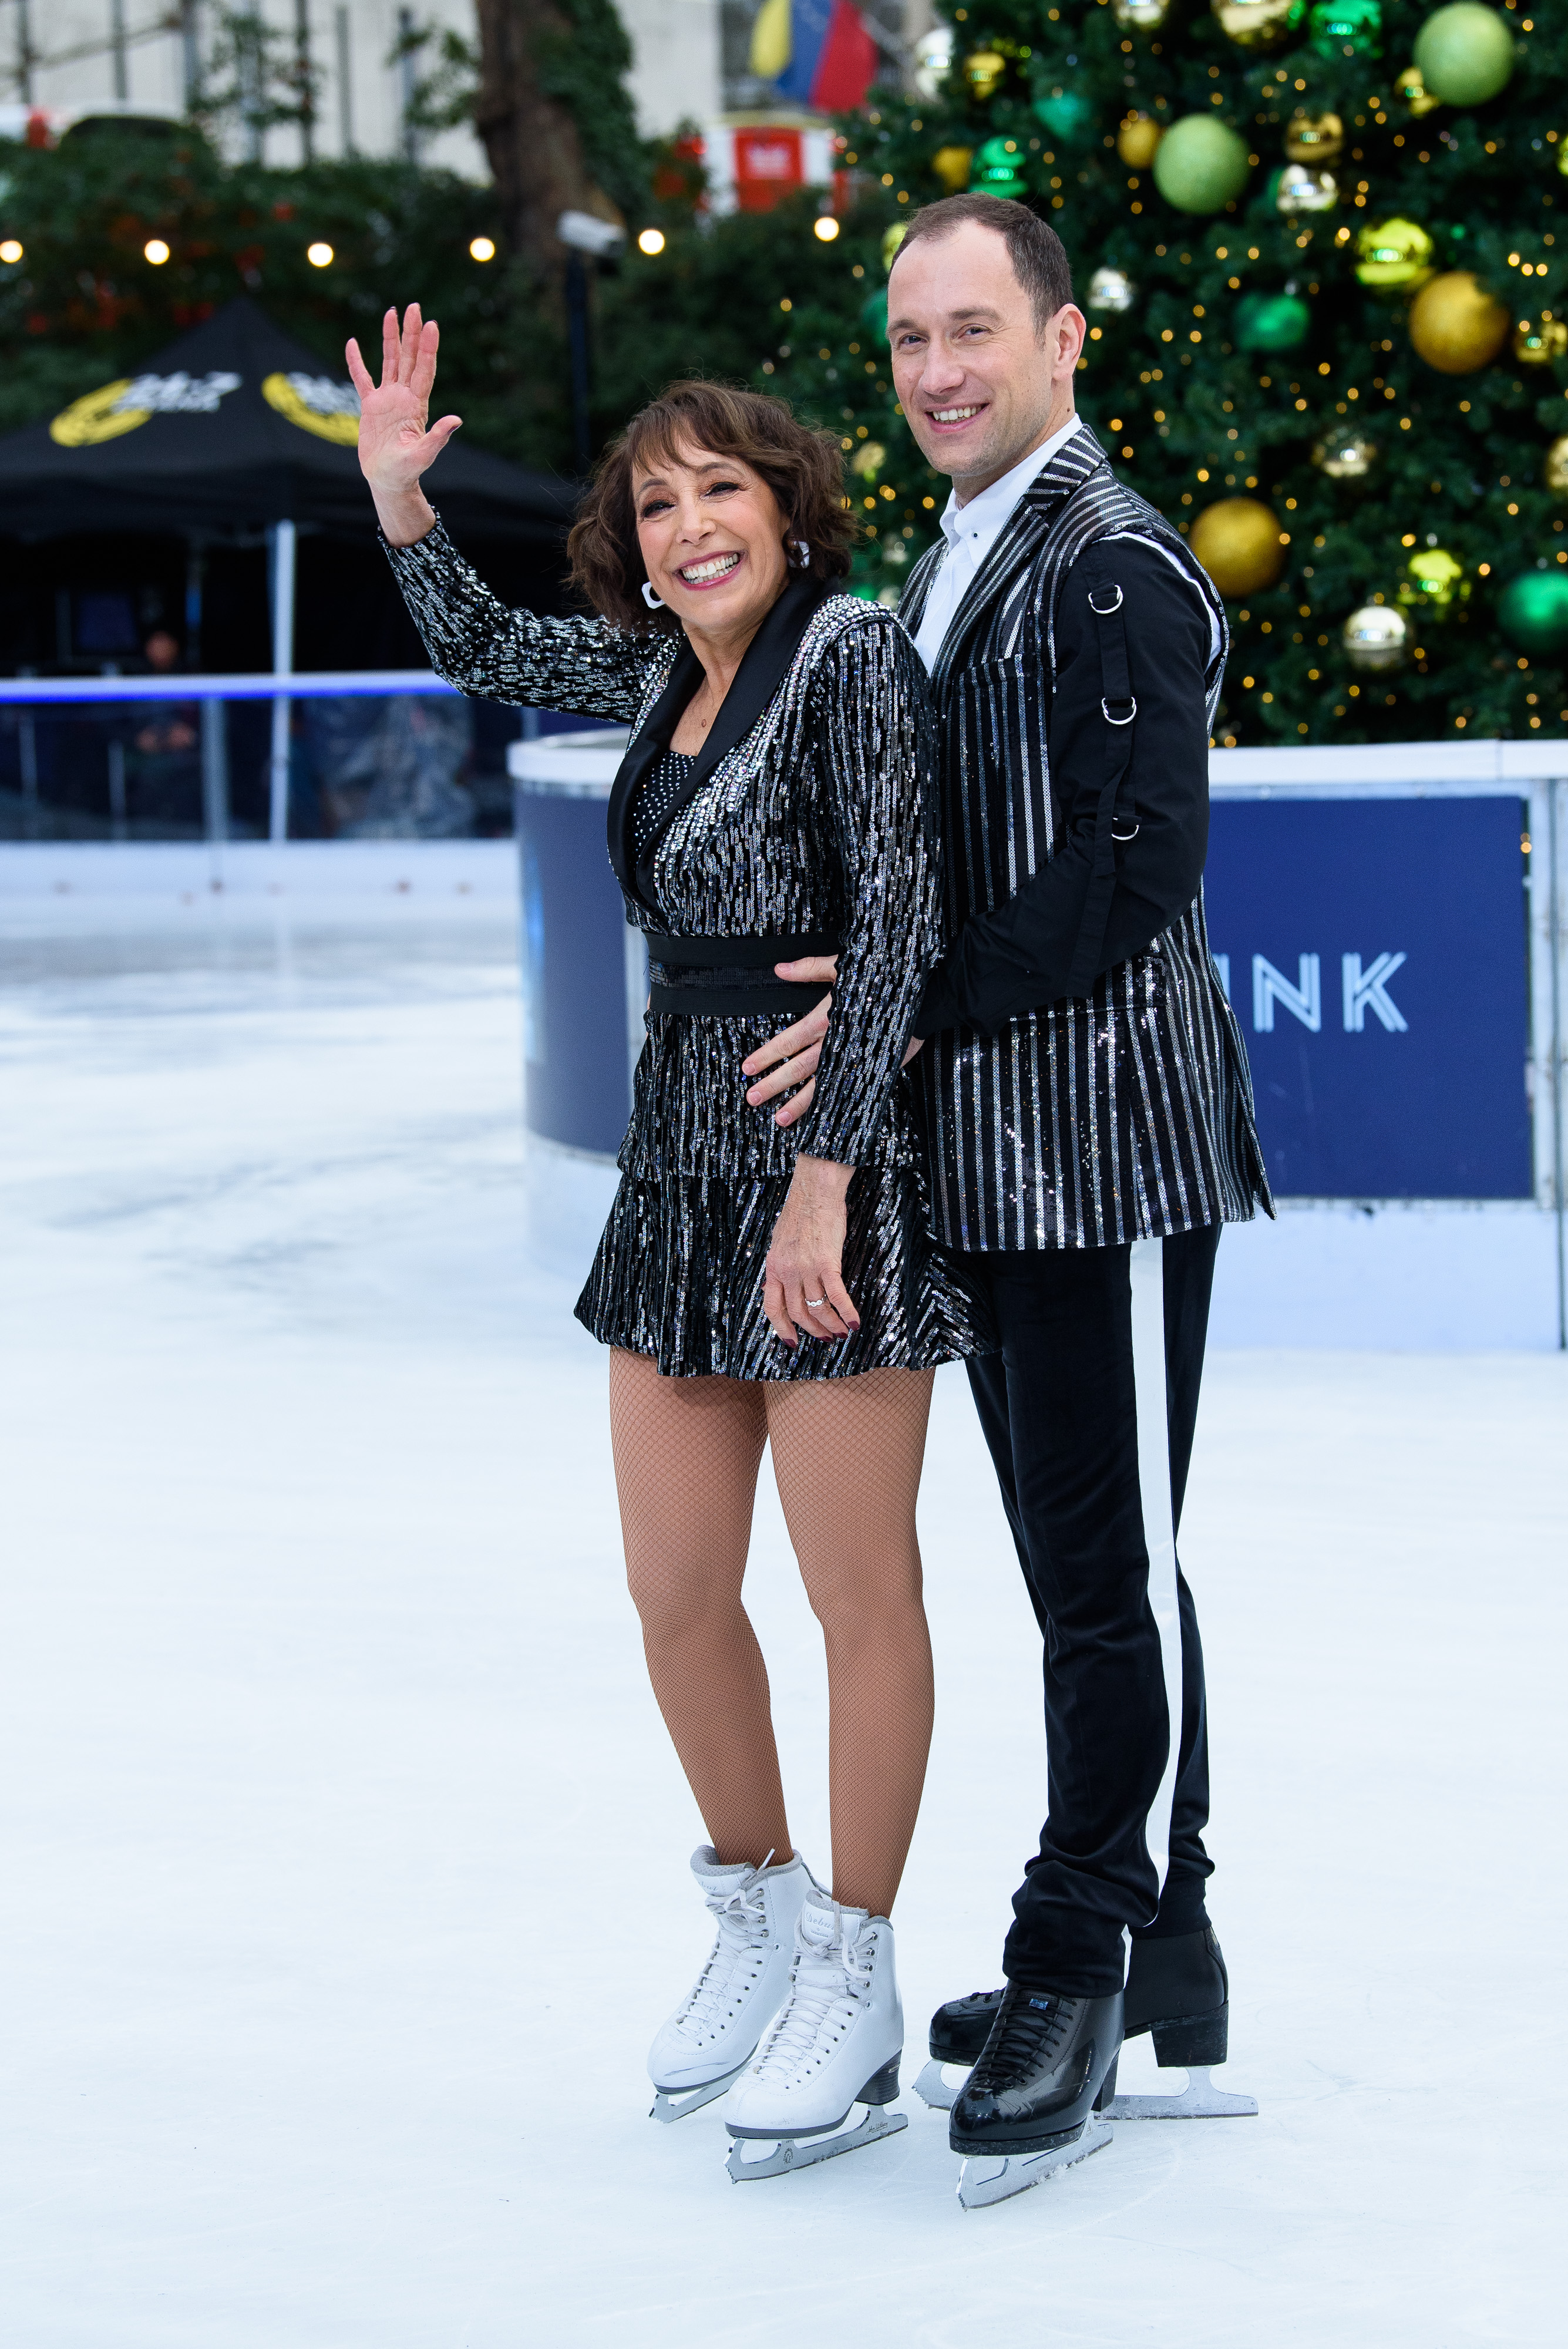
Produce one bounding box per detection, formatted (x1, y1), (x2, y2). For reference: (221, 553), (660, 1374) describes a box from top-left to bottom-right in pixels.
(2, 897), (1563, 2348)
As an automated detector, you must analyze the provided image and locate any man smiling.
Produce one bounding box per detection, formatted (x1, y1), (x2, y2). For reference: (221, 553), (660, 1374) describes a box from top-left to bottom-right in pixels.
(744, 194), (1271, 2203)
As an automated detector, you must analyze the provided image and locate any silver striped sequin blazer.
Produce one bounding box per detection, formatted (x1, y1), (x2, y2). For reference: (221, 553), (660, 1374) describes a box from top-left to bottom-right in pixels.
(899, 426), (1271, 1253)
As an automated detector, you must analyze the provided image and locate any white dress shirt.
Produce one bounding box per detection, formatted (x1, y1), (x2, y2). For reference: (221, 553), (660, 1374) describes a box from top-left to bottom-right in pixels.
(910, 416), (1222, 674)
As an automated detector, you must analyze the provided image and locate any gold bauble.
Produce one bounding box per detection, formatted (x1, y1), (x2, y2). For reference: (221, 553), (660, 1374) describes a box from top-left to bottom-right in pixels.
(1408, 271), (1510, 373)
(1277, 164), (1339, 214)
(963, 48), (1008, 103)
(1342, 604), (1408, 670)
(1355, 216), (1435, 289)
(1545, 434), (1568, 494)
(1513, 312), (1568, 366)
(1394, 63), (1443, 117)
(1313, 430), (1377, 478)
(1113, 0), (1171, 25)
(1284, 110), (1344, 164)
(930, 146), (973, 194)
(1189, 497), (1287, 597)
(1399, 547), (1466, 610)
(882, 222), (910, 271)
(1117, 113), (1163, 169)
(1211, 0), (1301, 50)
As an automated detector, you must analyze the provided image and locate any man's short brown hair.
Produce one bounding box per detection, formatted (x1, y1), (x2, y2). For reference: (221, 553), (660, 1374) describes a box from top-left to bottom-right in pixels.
(891, 194), (1074, 331)
(568, 379), (859, 634)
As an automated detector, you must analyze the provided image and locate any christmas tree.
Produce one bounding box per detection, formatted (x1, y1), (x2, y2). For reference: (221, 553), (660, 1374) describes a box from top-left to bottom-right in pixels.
(771, 0), (1568, 744)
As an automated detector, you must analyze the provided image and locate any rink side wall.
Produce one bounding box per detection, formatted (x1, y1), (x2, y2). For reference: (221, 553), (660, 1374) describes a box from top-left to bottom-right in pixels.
(3, 734), (1565, 1354)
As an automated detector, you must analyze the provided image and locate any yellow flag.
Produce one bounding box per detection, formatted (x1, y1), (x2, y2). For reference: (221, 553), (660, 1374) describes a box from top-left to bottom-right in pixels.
(751, 0), (792, 81)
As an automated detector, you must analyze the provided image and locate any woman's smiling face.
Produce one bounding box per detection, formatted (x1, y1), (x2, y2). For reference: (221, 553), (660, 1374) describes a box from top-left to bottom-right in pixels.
(633, 440), (792, 637)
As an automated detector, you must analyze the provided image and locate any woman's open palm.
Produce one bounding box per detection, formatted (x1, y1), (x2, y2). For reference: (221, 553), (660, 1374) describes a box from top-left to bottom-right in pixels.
(346, 304), (462, 497)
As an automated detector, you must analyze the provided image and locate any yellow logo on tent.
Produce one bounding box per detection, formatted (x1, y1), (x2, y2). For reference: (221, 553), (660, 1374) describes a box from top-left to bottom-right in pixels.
(263, 369), (361, 445)
(50, 380), (150, 447)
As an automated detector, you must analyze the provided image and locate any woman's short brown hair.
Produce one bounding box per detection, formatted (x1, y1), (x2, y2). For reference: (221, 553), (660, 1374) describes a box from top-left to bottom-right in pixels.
(567, 379), (860, 633)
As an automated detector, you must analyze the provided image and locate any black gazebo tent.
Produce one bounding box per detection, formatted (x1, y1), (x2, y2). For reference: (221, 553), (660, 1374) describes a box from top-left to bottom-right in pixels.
(0, 295), (573, 543)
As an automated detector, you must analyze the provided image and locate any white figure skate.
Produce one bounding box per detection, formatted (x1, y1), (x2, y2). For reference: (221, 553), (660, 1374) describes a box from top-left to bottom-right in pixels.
(724, 1892), (908, 2181)
(648, 1847), (816, 2123)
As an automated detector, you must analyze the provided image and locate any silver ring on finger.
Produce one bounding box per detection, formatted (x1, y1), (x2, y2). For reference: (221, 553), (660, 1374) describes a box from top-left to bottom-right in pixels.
(805, 1295), (827, 1308)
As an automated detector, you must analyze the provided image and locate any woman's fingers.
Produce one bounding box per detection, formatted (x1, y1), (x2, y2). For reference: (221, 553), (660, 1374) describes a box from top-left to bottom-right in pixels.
(421, 414), (463, 462)
(772, 1074), (816, 1127)
(345, 336), (374, 399)
(745, 1037), (821, 1108)
(380, 307), (399, 388)
(763, 1269), (798, 1348)
(410, 318), (440, 405)
(399, 302), (425, 383)
(785, 1271), (853, 1342)
(741, 995), (830, 1079)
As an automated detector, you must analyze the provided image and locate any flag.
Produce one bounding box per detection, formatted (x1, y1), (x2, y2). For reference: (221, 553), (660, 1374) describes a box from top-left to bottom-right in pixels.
(749, 0), (878, 114)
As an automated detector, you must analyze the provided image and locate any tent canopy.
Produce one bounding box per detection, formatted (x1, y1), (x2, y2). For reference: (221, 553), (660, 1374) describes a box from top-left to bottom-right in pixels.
(0, 297), (574, 543)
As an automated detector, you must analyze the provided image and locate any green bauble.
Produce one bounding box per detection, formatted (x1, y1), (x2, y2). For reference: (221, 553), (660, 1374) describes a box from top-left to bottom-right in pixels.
(1152, 116), (1252, 214)
(860, 287), (889, 338)
(1497, 570), (1568, 655)
(1310, 0), (1382, 58)
(1413, 5), (1515, 107)
(970, 136), (1027, 199)
(1235, 289), (1312, 351)
(1033, 88), (1093, 144)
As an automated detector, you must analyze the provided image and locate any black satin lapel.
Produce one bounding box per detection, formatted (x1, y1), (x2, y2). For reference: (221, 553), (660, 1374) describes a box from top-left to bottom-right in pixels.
(607, 640), (701, 893)
(629, 571), (825, 879)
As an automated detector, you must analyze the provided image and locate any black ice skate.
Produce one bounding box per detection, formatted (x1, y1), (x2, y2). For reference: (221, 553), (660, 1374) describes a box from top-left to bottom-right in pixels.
(947, 1985), (1122, 2210)
(914, 1926), (1257, 2122)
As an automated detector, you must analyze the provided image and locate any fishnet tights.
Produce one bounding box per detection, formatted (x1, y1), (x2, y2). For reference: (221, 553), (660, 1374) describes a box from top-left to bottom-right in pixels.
(608, 1350), (937, 1921)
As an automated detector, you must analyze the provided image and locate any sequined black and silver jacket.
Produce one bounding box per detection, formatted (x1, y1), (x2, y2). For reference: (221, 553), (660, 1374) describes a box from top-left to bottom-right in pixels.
(898, 426), (1272, 1253)
(385, 523), (942, 1179)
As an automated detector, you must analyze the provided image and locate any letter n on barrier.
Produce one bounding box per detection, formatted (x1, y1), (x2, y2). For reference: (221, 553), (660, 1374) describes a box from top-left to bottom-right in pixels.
(1342, 951), (1408, 1034)
(1252, 954), (1321, 1034)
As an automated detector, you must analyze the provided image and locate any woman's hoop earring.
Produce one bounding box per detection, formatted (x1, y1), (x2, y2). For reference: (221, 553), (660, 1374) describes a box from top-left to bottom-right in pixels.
(792, 540), (811, 567)
(641, 580), (665, 610)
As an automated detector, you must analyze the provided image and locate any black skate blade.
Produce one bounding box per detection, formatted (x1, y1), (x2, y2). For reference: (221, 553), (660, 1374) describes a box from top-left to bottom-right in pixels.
(913, 2058), (967, 2113)
(650, 2058), (749, 2125)
(725, 2104), (907, 2182)
(956, 2116), (1112, 2210)
(1105, 2065), (1257, 2121)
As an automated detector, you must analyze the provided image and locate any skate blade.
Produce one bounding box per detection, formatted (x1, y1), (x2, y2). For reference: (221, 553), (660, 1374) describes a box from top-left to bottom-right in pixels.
(725, 2104), (908, 2182)
(913, 2058), (967, 2113)
(650, 2059), (749, 2125)
(957, 2116), (1113, 2210)
(1105, 2065), (1257, 2121)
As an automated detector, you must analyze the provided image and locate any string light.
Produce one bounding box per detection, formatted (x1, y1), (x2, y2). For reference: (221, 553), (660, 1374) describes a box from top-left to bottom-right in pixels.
(469, 235), (496, 262)
(143, 238), (170, 265)
(307, 242), (334, 268)
(0, 239), (24, 264)
(813, 216), (840, 243)
(637, 227), (665, 255)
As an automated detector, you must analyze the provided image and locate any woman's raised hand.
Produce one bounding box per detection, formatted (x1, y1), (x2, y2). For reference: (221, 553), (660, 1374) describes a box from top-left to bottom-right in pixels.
(345, 304), (462, 543)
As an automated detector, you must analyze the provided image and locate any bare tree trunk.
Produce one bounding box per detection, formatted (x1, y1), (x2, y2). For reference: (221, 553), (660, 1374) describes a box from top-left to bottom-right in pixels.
(473, 0), (608, 282)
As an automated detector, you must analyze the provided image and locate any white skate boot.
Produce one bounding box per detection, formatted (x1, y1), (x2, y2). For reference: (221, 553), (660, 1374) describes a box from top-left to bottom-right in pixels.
(648, 1848), (816, 2122)
(724, 1891), (907, 2181)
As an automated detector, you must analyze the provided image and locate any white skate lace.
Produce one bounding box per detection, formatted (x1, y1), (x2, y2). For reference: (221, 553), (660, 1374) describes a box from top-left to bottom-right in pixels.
(674, 1853), (779, 2043)
(751, 1910), (872, 2084)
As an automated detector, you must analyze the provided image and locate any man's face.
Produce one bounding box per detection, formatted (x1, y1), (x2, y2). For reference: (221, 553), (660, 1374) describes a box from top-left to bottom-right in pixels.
(887, 221), (1085, 497)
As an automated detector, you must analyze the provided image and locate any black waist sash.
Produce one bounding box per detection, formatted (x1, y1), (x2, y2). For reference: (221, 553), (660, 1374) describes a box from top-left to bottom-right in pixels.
(644, 930), (838, 1018)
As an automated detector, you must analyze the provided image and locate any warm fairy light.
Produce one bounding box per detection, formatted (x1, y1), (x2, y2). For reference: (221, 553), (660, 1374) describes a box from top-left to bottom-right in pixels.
(813, 215), (841, 242)
(307, 241), (334, 268)
(0, 239), (22, 264)
(469, 235), (496, 262)
(637, 227), (665, 255)
(143, 238), (170, 265)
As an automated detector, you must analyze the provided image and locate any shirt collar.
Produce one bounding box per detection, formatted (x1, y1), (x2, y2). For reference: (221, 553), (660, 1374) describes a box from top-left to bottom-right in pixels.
(938, 416), (1084, 551)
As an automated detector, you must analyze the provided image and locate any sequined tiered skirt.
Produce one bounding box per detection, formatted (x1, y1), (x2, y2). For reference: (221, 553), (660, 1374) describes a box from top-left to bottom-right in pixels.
(574, 1162), (992, 1381)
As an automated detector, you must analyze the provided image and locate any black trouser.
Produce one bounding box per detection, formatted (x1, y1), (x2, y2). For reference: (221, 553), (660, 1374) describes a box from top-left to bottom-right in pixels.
(964, 1225), (1220, 1998)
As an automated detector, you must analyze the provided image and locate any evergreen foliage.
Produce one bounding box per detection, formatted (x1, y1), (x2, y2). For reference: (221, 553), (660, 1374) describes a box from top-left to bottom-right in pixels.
(780, 0), (1568, 743)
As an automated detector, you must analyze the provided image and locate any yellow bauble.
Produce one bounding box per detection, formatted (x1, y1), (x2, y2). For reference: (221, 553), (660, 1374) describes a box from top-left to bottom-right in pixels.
(1284, 109), (1344, 164)
(1212, 0), (1301, 49)
(1394, 62), (1442, 117)
(963, 49), (1008, 103)
(1408, 271), (1510, 373)
(1118, 113), (1163, 169)
(931, 146), (973, 194)
(1513, 312), (1568, 366)
(1343, 605), (1408, 669)
(1545, 434), (1568, 494)
(1399, 547), (1466, 610)
(882, 223), (910, 271)
(1355, 216), (1435, 288)
(1189, 497), (1287, 597)
(1313, 430), (1376, 477)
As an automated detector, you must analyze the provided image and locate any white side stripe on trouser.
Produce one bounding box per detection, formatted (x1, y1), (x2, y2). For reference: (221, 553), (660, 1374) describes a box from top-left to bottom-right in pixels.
(1129, 1236), (1182, 1902)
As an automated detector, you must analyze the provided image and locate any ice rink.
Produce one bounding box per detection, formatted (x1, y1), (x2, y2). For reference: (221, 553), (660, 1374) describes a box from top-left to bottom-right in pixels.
(2, 893), (1563, 2348)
